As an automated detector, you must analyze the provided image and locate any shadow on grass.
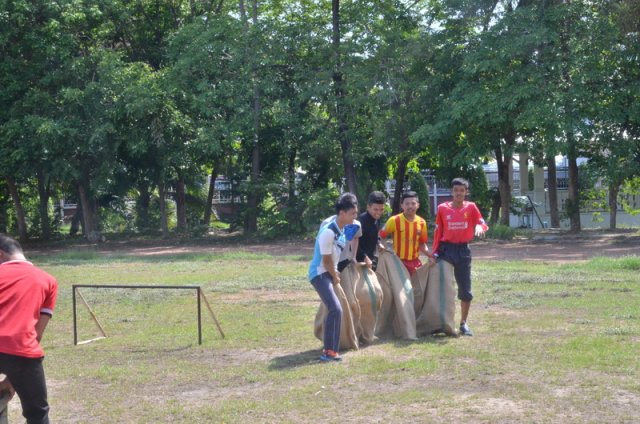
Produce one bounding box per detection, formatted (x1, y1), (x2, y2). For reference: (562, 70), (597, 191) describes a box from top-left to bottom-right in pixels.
(268, 349), (325, 370)
(388, 333), (455, 348)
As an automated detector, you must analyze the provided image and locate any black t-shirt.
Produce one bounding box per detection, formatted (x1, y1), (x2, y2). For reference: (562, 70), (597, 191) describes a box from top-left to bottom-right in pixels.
(356, 211), (381, 262)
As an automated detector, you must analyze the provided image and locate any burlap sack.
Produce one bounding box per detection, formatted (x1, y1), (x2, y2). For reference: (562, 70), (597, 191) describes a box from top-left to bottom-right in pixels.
(314, 270), (359, 350)
(413, 259), (457, 336)
(353, 265), (383, 344)
(374, 250), (417, 340)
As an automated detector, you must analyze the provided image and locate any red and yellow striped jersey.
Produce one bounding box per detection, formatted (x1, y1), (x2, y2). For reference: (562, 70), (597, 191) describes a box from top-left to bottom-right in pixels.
(379, 213), (428, 261)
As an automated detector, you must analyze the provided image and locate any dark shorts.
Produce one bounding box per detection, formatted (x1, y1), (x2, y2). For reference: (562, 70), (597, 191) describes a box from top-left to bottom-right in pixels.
(438, 242), (473, 301)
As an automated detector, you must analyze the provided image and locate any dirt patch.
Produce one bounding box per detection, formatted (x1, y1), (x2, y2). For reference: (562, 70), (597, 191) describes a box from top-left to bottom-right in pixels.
(84, 232), (640, 262)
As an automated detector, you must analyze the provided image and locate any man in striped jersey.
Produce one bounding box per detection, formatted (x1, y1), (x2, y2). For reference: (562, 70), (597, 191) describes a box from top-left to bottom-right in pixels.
(379, 191), (433, 275)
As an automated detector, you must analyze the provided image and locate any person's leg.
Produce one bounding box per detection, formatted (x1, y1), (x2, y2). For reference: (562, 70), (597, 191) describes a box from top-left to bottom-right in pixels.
(453, 246), (473, 335)
(0, 353), (49, 424)
(311, 273), (343, 353)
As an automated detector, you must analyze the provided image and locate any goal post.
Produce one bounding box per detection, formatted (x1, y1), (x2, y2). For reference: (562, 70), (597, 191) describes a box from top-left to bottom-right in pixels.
(72, 284), (224, 346)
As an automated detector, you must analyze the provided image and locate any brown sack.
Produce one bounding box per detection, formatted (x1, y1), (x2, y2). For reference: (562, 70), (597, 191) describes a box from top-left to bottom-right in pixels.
(414, 259), (457, 336)
(313, 269), (359, 350)
(374, 250), (417, 340)
(353, 265), (383, 344)
(411, 262), (430, 319)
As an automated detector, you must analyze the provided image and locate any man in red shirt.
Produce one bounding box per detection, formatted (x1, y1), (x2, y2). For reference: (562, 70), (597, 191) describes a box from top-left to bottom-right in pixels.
(432, 178), (488, 336)
(0, 234), (58, 424)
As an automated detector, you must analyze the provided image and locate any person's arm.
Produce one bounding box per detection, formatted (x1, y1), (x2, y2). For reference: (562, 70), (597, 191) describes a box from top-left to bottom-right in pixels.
(432, 208), (444, 256)
(0, 376), (15, 400)
(378, 218), (394, 251)
(35, 313), (51, 342)
(321, 254), (340, 285)
(419, 221), (434, 265)
(473, 204), (489, 237)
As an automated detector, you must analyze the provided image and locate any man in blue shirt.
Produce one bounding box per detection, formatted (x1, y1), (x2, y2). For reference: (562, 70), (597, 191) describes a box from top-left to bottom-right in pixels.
(308, 193), (358, 361)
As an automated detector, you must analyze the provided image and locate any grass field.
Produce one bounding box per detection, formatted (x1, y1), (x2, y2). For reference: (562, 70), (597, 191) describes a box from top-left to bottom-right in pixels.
(6, 246), (640, 423)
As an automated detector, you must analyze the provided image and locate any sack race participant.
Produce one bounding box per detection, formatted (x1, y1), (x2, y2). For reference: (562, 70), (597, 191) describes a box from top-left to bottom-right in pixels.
(314, 262), (383, 349)
(374, 249), (417, 340)
(432, 178), (488, 336)
(411, 260), (457, 336)
(314, 274), (359, 351)
(308, 193), (359, 362)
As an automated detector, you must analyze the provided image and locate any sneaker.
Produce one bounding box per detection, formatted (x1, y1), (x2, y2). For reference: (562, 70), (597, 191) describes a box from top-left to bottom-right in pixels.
(459, 323), (473, 336)
(320, 349), (343, 362)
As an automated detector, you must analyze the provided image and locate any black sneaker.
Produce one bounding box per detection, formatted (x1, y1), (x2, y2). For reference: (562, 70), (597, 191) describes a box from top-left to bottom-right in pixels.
(459, 323), (473, 336)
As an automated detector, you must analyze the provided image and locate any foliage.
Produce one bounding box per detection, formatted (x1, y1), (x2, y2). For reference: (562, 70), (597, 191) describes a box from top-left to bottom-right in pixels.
(486, 224), (515, 240)
(1, 0), (639, 240)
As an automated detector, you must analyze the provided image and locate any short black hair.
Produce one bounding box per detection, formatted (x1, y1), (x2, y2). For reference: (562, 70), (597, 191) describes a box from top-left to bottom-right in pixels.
(0, 234), (23, 255)
(401, 191), (418, 202)
(367, 191), (386, 205)
(452, 178), (469, 189)
(335, 192), (358, 214)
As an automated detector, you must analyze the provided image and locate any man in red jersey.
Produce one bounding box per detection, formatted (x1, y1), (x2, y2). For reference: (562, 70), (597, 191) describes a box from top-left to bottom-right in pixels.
(432, 178), (488, 336)
(0, 234), (58, 424)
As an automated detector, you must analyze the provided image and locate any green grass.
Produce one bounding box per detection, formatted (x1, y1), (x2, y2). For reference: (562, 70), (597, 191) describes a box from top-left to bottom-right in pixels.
(8, 248), (639, 423)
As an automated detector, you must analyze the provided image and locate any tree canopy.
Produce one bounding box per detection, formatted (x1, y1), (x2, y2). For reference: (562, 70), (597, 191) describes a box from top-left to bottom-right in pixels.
(1, 0), (638, 240)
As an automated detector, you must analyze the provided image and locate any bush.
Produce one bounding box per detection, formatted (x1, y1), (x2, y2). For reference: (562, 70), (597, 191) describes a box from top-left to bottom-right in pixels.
(486, 224), (515, 240)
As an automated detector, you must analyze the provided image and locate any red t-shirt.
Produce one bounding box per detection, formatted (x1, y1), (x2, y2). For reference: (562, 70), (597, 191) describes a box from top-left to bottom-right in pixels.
(432, 201), (488, 255)
(0, 260), (58, 358)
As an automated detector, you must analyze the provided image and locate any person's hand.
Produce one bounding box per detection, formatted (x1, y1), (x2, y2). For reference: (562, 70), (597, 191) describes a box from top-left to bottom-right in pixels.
(363, 255), (373, 269)
(332, 273), (341, 286)
(475, 224), (487, 238)
(0, 377), (15, 400)
(426, 255), (436, 267)
(378, 242), (387, 252)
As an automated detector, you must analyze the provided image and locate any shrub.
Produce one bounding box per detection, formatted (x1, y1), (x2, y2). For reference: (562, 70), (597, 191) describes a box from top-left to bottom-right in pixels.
(486, 224), (515, 240)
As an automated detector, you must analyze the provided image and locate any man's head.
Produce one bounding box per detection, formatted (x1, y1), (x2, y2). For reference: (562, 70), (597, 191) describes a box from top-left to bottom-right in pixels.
(366, 191), (386, 220)
(0, 234), (24, 263)
(400, 191), (419, 218)
(335, 192), (358, 226)
(451, 178), (469, 203)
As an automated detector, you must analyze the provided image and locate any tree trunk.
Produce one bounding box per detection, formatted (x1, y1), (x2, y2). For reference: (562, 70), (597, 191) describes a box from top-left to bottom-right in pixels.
(489, 188), (501, 225)
(203, 166), (217, 227)
(0, 182), (8, 233)
(566, 148), (581, 232)
(5, 176), (28, 243)
(546, 155), (561, 228)
(495, 136), (514, 226)
(136, 181), (151, 231)
(286, 148), (299, 231)
(333, 0), (358, 195)
(158, 179), (169, 238)
(561, 0), (581, 232)
(36, 169), (51, 239)
(240, 0), (261, 234)
(70, 198), (83, 236)
(608, 182), (619, 230)
(392, 131), (410, 215)
(392, 156), (409, 215)
(77, 176), (99, 240)
(175, 174), (187, 231)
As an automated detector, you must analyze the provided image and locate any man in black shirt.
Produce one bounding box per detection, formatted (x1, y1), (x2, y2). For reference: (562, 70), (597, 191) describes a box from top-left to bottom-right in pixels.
(356, 191), (386, 270)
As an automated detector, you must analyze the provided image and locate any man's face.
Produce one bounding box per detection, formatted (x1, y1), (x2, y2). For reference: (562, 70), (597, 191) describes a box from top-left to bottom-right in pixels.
(339, 207), (358, 225)
(452, 185), (467, 202)
(401, 197), (419, 216)
(367, 203), (385, 220)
